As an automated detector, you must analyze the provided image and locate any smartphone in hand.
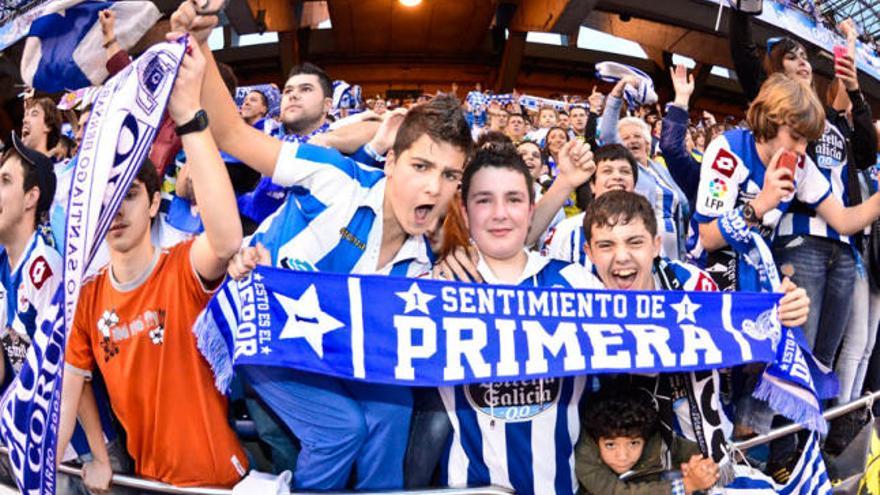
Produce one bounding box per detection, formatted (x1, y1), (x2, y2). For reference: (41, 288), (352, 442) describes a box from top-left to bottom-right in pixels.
(834, 45), (848, 73)
(778, 150), (799, 176)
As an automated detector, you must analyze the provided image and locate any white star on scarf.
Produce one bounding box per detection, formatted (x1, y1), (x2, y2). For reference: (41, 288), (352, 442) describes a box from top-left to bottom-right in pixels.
(275, 285), (344, 358)
(396, 282), (435, 315)
(671, 294), (701, 324)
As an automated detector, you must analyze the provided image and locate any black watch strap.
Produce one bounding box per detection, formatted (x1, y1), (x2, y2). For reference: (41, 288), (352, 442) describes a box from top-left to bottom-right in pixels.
(742, 203), (759, 225)
(175, 109), (209, 136)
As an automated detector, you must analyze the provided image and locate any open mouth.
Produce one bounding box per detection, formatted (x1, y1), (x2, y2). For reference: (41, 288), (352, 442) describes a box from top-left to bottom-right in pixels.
(609, 268), (638, 289)
(414, 204), (435, 224)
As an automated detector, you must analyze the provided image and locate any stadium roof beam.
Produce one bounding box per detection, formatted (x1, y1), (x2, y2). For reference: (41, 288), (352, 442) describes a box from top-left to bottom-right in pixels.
(820, 0), (880, 40)
(225, 0), (260, 35)
(508, 0), (599, 33)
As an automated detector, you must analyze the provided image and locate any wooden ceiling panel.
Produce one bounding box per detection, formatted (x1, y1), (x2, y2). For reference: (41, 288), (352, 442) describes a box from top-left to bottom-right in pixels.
(327, 0), (496, 56)
(428, 1), (496, 53)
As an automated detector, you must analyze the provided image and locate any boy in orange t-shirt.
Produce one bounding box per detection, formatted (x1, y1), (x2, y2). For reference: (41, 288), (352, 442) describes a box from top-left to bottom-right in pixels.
(58, 39), (248, 490)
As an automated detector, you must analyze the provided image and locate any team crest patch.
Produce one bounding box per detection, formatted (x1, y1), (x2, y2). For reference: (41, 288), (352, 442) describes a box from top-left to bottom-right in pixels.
(465, 379), (561, 422)
(693, 272), (717, 292)
(28, 255), (52, 290)
(711, 148), (737, 178)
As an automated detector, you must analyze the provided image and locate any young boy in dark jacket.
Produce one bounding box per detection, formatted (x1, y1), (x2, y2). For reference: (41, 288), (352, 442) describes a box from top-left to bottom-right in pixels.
(576, 391), (719, 495)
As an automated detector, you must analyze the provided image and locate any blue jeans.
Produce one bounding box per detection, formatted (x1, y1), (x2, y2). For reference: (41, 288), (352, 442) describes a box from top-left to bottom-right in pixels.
(404, 388), (451, 488)
(834, 270), (880, 403)
(240, 365), (412, 490)
(774, 235), (856, 367)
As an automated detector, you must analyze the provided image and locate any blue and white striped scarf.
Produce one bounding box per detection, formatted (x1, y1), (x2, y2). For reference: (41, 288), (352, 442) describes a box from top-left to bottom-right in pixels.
(0, 37), (183, 495)
(713, 432), (831, 494)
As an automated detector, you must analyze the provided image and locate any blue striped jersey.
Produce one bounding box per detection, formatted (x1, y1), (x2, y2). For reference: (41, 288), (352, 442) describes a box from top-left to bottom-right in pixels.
(238, 122), (331, 224)
(249, 141), (433, 276)
(440, 251), (603, 495)
(637, 159), (689, 260)
(777, 120), (851, 244)
(0, 232), (117, 460)
(694, 129), (831, 237)
(540, 182), (687, 268)
(541, 212), (592, 271)
(653, 256), (718, 292)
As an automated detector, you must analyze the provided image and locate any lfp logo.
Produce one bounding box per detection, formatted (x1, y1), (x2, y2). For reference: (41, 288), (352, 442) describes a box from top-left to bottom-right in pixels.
(708, 179), (728, 199)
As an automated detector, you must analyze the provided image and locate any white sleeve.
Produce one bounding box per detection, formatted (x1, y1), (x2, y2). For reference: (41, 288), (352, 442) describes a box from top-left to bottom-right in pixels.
(18, 247), (63, 339)
(542, 217), (578, 263)
(271, 141), (368, 205)
(795, 156), (832, 207)
(694, 136), (741, 221)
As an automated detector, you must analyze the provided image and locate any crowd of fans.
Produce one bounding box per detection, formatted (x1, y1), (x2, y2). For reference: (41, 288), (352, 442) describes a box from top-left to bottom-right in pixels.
(1, 1), (880, 494)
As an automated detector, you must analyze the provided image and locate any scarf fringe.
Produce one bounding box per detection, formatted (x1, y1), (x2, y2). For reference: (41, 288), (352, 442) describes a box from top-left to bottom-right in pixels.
(718, 458), (737, 487)
(193, 307), (234, 394)
(752, 378), (828, 434)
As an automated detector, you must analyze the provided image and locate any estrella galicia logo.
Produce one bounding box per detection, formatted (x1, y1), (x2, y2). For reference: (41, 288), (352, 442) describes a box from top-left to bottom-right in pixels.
(465, 379), (561, 422)
(280, 257), (317, 272)
(135, 51), (176, 113)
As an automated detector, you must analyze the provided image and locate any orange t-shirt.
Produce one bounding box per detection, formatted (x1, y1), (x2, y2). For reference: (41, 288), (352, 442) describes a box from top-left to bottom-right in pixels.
(66, 241), (248, 487)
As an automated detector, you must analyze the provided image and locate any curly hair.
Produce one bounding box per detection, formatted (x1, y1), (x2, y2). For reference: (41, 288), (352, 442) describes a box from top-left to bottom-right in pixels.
(582, 390), (658, 441)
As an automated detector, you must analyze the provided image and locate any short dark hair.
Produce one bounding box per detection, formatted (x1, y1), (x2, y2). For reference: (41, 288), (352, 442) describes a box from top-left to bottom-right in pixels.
(461, 142), (535, 204)
(569, 106), (588, 115)
(287, 62), (333, 99)
(249, 90), (269, 109)
(583, 190), (657, 243)
(217, 63), (238, 97)
(25, 97), (62, 150)
(591, 144), (639, 184)
(135, 158), (161, 202)
(391, 93), (473, 158)
(583, 390), (658, 441)
(1, 148), (49, 227)
(475, 130), (512, 150)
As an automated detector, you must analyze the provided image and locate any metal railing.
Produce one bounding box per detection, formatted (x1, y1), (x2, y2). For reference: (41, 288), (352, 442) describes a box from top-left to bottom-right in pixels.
(732, 390), (879, 450)
(1, 392), (877, 494)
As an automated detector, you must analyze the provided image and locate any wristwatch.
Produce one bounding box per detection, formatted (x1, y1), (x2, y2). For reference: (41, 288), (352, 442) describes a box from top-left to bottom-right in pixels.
(742, 203), (760, 226)
(175, 109), (209, 136)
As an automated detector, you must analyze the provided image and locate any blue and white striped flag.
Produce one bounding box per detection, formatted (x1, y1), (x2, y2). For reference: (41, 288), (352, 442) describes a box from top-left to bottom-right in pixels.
(595, 61), (658, 109)
(712, 433), (832, 495)
(20, 0), (160, 92)
(0, 37), (184, 495)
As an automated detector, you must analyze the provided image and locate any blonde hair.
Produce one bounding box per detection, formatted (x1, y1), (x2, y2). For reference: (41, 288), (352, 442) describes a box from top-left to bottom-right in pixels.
(746, 73), (825, 143)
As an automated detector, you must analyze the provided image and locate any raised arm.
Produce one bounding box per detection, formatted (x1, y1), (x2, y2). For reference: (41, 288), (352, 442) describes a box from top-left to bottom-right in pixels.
(599, 86), (623, 145)
(527, 140), (595, 246)
(833, 31), (877, 170)
(660, 65), (701, 203)
(728, 8), (765, 102)
(167, 37), (242, 281)
(168, 2), (281, 177)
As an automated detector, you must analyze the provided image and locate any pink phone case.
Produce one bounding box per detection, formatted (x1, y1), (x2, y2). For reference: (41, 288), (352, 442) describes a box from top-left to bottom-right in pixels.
(834, 45), (848, 68)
